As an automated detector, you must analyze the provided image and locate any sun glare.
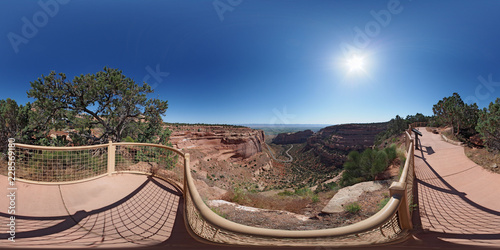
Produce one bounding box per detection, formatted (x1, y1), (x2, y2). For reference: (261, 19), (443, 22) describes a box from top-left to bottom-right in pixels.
(346, 55), (366, 73)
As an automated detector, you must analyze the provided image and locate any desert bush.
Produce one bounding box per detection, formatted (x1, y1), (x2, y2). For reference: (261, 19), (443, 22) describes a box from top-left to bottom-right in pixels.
(294, 187), (313, 196)
(315, 181), (339, 193)
(278, 190), (294, 196)
(344, 202), (361, 214)
(225, 188), (309, 213)
(229, 188), (250, 204)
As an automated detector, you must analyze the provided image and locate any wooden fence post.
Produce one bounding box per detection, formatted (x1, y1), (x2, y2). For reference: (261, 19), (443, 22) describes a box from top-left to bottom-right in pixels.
(390, 182), (413, 229)
(184, 153), (190, 194)
(108, 140), (116, 176)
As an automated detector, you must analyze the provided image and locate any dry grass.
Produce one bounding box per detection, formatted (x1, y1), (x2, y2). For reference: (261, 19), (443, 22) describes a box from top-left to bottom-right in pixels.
(215, 188), (389, 230)
(465, 147), (500, 173)
(222, 189), (312, 214)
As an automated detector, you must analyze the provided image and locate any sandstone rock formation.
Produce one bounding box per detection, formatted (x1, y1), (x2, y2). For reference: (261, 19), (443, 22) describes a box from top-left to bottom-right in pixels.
(305, 123), (387, 168)
(272, 130), (314, 144)
(321, 181), (387, 214)
(168, 126), (265, 160)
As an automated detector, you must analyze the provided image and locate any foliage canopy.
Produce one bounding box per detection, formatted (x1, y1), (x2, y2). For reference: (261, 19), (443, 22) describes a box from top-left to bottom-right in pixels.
(476, 98), (500, 151)
(26, 67), (170, 145)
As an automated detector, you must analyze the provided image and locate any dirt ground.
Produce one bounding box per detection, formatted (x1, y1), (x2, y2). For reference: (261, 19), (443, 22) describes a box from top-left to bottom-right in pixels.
(212, 187), (390, 230)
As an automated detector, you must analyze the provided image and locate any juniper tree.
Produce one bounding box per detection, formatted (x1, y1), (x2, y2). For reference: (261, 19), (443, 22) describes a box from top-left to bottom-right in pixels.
(27, 67), (169, 145)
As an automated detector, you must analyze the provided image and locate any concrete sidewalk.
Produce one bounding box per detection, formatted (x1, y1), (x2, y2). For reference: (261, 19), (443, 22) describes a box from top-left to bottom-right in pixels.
(413, 128), (500, 247)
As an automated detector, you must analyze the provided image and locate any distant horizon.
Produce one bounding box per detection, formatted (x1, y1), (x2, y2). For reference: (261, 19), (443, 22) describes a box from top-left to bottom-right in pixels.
(239, 123), (333, 127)
(164, 122), (394, 127)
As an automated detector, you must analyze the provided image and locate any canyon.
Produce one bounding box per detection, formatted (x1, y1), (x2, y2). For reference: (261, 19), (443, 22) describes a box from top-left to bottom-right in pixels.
(271, 123), (387, 169)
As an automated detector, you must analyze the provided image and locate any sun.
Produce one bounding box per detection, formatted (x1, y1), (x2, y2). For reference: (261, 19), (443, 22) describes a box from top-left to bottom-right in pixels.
(346, 55), (366, 73)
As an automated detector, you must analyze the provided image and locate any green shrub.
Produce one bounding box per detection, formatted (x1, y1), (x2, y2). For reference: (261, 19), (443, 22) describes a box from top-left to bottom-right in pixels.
(311, 194), (320, 203)
(231, 188), (249, 203)
(476, 98), (500, 151)
(315, 181), (339, 193)
(344, 202), (361, 214)
(371, 150), (388, 178)
(341, 146), (392, 187)
(294, 187), (312, 196)
(123, 136), (135, 142)
(384, 144), (397, 162)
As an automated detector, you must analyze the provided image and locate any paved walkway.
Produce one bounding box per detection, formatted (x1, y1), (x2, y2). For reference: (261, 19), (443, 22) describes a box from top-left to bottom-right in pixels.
(0, 174), (181, 248)
(413, 128), (500, 247)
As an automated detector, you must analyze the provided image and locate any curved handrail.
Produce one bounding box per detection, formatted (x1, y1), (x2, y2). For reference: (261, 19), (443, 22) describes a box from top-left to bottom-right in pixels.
(14, 143), (108, 150)
(399, 141), (412, 183)
(184, 155), (401, 238)
(15, 142), (185, 156)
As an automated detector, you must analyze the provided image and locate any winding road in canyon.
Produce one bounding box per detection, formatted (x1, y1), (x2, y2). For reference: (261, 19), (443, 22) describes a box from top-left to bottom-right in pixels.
(265, 143), (294, 163)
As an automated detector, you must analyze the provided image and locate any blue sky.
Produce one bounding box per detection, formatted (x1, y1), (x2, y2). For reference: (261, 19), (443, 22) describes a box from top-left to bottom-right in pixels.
(1, 0), (499, 125)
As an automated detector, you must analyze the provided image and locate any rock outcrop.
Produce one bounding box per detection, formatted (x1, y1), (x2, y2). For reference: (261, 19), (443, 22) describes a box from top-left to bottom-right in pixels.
(305, 123), (387, 168)
(168, 126), (265, 160)
(272, 130), (314, 144)
(321, 181), (387, 214)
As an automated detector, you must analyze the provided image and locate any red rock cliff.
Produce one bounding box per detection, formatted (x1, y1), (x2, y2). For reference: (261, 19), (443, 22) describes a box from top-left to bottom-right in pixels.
(305, 123), (387, 167)
(272, 130), (314, 144)
(168, 126), (265, 160)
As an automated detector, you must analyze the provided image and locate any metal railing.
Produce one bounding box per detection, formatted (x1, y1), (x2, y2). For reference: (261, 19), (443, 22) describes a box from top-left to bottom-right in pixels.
(8, 134), (418, 246)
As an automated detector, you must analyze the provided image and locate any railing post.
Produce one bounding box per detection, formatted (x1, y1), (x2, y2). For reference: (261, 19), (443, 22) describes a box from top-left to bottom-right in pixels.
(411, 142), (415, 177)
(389, 182), (413, 230)
(184, 153), (190, 195)
(108, 140), (116, 176)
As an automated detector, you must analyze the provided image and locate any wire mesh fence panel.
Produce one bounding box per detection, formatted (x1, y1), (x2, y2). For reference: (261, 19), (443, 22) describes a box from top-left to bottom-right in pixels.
(15, 146), (108, 182)
(115, 144), (184, 185)
(184, 193), (406, 246)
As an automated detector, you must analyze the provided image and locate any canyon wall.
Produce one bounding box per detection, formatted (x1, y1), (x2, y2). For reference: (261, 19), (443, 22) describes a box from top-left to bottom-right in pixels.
(272, 130), (314, 144)
(305, 123), (387, 168)
(168, 125), (265, 160)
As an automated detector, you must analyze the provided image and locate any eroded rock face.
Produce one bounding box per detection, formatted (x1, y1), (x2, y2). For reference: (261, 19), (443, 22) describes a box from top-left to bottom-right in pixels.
(169, 126), (265, 160)
(305, 123), (387, 168)
(272, 130), (314, 144)
(273, 130), (314, 144)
